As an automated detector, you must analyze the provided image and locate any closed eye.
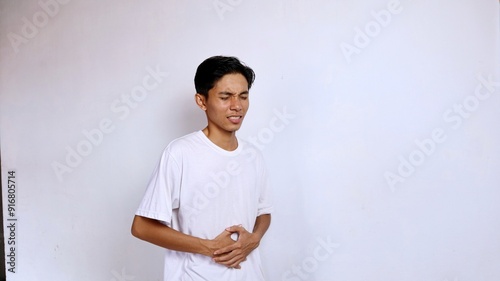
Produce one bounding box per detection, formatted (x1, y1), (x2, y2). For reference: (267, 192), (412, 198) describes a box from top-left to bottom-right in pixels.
(217, 92), (249, 100)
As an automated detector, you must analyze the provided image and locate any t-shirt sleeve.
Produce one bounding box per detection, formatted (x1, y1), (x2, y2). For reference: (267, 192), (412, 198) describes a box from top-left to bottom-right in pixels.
(135, 148), (181, 227)
(257, 159), (274, 216)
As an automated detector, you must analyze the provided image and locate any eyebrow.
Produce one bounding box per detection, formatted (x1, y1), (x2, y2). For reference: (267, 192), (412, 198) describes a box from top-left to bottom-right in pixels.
(217, 91), (249, 96)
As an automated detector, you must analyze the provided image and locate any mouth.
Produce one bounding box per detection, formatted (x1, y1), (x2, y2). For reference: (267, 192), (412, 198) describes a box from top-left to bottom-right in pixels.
(227, 115), (243, 124)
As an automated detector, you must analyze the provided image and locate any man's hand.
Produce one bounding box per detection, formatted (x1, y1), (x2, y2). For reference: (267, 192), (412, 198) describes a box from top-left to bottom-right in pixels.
(212, 225), (261, 269)
(132, 214), (269, 270)
(209, 228), (237, 254)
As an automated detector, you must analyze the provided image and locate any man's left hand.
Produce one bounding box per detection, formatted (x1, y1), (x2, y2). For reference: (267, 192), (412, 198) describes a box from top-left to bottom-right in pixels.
(212, 225), (260, 269)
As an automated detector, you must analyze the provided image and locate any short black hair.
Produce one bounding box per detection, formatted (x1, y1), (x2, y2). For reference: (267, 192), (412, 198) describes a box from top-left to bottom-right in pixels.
(194, 56), (255, 98)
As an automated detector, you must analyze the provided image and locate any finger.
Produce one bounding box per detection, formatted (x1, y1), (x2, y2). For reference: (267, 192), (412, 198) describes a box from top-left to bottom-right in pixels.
(214, 248), (246, 264)
(214, 243), (238, 256)
(213, 249), (238, 263)
(225, 224), (244, 233)
(227, 256), (247, 269)
(215, 250), (247, 267)
(226, 263), (241, 270)
(217, 254), (244, 268)
(230, 262), (242, 269)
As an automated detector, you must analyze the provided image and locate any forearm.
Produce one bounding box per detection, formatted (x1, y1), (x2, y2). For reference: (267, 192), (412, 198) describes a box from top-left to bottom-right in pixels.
(252, 214), (271, 241)
(131, 215), (213, 257)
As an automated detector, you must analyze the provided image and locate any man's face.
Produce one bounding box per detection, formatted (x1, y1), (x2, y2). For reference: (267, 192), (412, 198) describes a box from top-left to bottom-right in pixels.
(196, 73), (249, 134)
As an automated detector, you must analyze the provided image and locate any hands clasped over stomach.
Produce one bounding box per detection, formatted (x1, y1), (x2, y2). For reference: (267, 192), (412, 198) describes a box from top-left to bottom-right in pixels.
(209, 225), (260, 269)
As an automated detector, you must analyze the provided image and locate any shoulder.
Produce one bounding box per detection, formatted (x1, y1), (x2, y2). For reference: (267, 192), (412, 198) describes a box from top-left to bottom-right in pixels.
(167, 131), (201, 149)
(160, 131), (203, 160)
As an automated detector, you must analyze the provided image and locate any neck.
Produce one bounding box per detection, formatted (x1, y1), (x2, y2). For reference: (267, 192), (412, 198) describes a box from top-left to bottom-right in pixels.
(202, 127), (238, 151)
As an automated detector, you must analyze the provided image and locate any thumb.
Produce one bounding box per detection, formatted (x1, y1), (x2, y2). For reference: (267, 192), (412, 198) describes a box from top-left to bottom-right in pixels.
(225, 224), (243, 233)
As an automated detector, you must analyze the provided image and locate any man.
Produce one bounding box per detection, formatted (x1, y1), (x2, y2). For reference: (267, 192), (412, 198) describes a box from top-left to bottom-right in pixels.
(131, 56), (273, 280)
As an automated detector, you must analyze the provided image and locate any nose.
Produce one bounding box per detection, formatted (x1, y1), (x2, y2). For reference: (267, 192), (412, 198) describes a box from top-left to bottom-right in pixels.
(230, 96), (242, 111)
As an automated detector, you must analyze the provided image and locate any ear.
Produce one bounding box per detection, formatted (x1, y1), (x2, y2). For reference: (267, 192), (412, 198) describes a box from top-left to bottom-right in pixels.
(195, 93), (207, 111)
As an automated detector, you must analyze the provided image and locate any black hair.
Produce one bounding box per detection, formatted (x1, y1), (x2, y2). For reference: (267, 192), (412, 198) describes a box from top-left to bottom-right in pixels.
(194, 56), (255, 98)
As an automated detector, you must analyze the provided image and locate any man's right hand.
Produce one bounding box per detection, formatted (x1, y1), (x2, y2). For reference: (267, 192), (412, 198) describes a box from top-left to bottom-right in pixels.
(203, 229), (243, 269)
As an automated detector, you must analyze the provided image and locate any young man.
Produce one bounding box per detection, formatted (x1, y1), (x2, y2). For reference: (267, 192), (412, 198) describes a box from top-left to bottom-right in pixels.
(131, 56), (273, 280)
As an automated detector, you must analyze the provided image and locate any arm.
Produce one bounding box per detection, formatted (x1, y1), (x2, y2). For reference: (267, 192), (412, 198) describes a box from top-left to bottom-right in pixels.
(213, 214), (271, 268)
(131, 215), (234, 257)
(252, 213), (272, 241)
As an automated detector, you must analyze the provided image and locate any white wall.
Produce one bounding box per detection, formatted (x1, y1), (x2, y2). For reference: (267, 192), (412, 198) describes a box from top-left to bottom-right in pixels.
(1, 0), (499, 280)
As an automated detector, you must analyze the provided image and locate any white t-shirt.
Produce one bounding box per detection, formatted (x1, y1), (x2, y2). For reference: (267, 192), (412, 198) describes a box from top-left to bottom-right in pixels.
(136, 131), (273, 281)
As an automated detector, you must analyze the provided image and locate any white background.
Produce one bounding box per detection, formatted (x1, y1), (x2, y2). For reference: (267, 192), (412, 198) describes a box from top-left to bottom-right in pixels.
(1, 0), (499, 280)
